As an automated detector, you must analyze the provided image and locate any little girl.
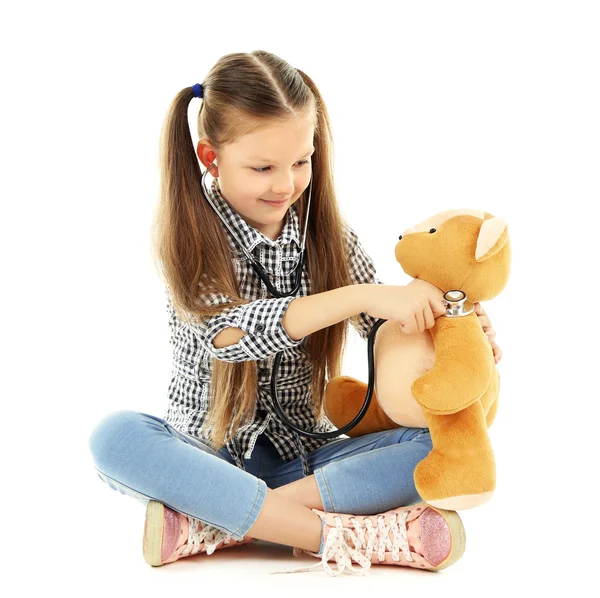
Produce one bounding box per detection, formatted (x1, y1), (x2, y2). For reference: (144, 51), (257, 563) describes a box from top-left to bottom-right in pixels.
(88, 50), (500, 577)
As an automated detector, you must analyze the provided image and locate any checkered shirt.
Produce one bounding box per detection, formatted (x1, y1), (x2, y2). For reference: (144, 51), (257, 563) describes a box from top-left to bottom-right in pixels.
(163, 178), (384, 477)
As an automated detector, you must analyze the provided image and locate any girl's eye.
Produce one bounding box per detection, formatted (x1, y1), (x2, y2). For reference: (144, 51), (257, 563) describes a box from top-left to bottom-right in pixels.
(252, 159), (310, 173)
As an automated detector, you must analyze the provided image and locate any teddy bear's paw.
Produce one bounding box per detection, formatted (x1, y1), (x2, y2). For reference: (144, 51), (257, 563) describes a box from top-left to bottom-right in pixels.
(414, 451), (495, 511)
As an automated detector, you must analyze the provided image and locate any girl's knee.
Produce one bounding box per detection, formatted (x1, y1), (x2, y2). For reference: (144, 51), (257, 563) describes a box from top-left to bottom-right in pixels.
(411, 428), (432, 451)
(388, 426), (431, 446)
(388, 426), (432, 450)
(88, 410), (148, 470)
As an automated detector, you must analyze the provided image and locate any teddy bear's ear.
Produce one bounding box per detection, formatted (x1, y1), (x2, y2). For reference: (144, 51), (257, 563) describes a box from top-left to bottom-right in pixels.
(475, 217), (508, 262)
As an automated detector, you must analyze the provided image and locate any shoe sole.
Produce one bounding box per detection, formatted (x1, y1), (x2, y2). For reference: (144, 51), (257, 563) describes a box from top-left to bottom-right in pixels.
(422, 506), (466, 572)
(143, 500), (166, 567)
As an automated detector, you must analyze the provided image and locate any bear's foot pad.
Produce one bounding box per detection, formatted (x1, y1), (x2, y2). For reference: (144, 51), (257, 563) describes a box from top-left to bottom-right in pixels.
(426, 491), (494, 511)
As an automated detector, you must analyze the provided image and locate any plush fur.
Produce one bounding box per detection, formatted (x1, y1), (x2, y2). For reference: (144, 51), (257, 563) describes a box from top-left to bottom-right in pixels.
(324, 210), (511, 510)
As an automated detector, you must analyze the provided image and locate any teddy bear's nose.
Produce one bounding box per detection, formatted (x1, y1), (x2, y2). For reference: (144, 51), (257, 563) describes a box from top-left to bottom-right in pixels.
(430, 228), (436, 233)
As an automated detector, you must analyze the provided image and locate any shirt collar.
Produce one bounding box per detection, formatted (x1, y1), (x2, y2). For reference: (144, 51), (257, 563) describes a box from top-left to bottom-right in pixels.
(208, 178), (302, 254)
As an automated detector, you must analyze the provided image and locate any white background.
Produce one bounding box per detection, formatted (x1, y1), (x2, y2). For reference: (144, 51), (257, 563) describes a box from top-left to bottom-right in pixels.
(2, 1), (598, 595)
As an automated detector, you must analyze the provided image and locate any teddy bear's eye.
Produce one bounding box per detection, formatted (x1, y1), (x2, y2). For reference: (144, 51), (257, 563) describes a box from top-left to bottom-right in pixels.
(429, 228), (436, 233)
(398, 235), (403, 240)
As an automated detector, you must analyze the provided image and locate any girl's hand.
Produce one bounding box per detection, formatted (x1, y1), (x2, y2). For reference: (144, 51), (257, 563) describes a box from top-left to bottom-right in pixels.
(473, 302), (502, 364)
(364, 282), (447, 335)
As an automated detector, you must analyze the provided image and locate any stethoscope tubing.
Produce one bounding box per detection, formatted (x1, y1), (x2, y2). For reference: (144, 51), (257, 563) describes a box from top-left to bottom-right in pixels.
(199, 162), (377, 438)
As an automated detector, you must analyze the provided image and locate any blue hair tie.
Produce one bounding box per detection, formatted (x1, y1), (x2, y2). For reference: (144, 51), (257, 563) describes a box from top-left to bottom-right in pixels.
(192, 83), (203, 98)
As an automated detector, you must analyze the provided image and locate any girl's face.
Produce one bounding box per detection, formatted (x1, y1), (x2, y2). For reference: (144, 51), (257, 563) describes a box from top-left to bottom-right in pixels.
(197, 115), (315, 240)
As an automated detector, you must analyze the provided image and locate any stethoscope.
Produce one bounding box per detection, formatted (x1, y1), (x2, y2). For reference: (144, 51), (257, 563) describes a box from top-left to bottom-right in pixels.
(200, 162), (474, 440)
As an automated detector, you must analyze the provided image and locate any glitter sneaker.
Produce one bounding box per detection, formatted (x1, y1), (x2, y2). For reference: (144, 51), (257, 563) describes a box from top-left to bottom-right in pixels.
(272, 503), (465, 576)
(143, 500), (257, 566)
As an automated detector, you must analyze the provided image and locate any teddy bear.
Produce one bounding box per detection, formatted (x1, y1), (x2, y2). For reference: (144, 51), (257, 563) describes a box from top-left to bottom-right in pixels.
(324, 209), (511, 510)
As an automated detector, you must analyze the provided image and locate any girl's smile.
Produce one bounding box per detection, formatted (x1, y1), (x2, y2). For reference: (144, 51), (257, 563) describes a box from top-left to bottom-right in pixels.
(260, 198), (289, 207)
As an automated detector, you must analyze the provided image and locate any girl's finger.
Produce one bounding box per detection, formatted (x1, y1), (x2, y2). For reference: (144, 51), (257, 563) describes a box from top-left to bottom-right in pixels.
(491, 342), (502, 361)
(478, 315), (492, 329)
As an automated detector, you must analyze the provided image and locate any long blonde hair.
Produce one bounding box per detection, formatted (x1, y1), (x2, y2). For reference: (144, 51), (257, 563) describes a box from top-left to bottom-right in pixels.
(151, 50), (359, 450)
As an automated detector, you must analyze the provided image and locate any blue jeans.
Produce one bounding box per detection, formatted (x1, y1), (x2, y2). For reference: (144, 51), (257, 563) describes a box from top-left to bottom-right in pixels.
(88, 410), (432, 544)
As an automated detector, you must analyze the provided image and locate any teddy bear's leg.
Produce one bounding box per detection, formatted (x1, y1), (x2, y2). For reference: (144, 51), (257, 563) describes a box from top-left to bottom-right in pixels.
(324, 376), (398, 438)
(414, 399), (495, 510)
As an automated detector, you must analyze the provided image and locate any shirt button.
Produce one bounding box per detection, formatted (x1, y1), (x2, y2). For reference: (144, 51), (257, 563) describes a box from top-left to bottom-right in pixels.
(256, 323), (265, 332)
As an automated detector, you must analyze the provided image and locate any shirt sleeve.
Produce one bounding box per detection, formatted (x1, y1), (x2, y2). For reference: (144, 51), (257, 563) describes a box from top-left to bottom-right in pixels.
(165, 286), (304, 363)
(345, 224), (386, 341)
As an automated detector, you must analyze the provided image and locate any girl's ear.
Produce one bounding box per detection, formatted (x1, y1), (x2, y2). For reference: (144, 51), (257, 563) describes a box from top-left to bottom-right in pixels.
(197, 139), (217, 172)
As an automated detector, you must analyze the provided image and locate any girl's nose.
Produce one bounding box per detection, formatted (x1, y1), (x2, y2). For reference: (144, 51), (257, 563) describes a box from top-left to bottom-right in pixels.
(271, 172), (295, 196)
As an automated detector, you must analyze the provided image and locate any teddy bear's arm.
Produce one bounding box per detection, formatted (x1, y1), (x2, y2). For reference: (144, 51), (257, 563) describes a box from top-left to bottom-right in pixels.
(411, 313), (495, 414)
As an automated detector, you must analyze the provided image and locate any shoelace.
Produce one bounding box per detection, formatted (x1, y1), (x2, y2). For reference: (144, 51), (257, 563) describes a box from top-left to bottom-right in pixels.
(179, 516), (237, 557)
(270, 510), (414, 576)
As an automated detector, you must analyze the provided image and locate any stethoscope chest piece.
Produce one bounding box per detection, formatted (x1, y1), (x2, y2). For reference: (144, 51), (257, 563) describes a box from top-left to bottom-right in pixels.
(443, 289), (474, 317)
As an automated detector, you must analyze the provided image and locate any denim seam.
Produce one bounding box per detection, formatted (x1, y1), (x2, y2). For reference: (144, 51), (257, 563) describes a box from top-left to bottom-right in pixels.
(94, 468), (153, 505)
(258, 445), (270, 478)
(95, 467), (249, 540)
(232, 478), (267, 540)
(314, 466), (336, 512)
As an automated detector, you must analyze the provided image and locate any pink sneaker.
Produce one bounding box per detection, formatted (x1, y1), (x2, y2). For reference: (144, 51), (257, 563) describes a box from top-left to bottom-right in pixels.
(143, 500), (257, 566)
(272, 503), (465, 577)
